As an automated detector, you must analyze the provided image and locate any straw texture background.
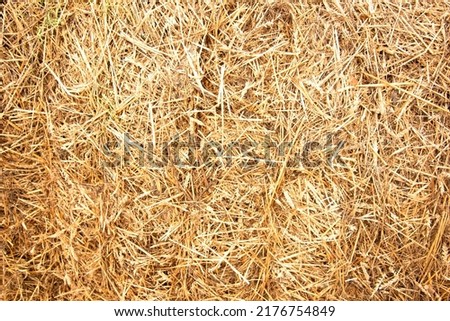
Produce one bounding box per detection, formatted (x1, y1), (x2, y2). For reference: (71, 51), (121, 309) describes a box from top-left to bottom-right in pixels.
(2, 0), (450, 300)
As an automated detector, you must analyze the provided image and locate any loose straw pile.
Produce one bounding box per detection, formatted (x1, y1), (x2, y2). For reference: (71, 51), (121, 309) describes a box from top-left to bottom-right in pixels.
(1, 0), (449, 300)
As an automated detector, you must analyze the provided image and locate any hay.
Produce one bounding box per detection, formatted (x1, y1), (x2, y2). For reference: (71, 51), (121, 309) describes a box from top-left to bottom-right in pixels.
(1, 0), (450, 300)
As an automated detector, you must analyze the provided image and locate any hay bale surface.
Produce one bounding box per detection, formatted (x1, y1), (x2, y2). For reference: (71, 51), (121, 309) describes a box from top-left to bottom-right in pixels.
(1, 0), (450, 300)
